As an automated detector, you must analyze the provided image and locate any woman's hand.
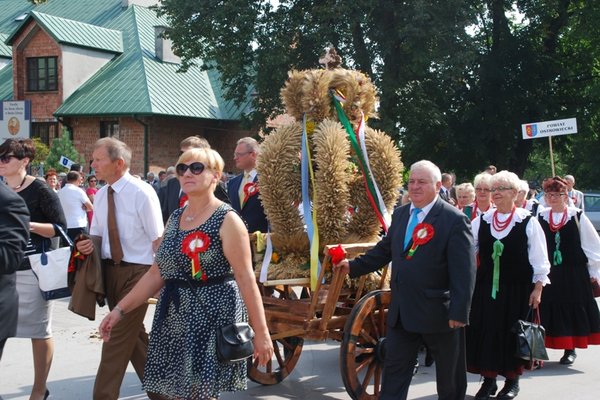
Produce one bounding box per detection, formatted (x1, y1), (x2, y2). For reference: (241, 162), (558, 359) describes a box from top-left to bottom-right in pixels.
(253, 331), (274, 367)
(98, 307), (123, 342)
(529, 282), (543, 309)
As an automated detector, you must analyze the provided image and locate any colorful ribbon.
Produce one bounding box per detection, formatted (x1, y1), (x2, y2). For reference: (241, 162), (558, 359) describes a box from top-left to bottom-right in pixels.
(331, 92), (389, 233)
(553, 231), (563, 266)
(301, 114), (321, 290)
(491, 239), (504, 299)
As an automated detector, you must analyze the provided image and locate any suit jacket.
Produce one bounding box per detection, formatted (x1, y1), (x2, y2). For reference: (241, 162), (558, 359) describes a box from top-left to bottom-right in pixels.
(227, 173), (268, 233)
(0, 183), (30, 341)
(68, 235), (105, 320)
(160, 176), (230, 223)
(350, 198), (476, 334)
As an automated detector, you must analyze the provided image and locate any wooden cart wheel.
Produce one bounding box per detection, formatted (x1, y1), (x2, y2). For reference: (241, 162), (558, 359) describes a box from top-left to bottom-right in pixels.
(247, 336), (304, 385)
(340, 289), (391, 400)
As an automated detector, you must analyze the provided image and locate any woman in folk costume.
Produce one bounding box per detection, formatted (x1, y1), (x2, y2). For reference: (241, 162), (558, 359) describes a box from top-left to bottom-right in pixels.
(467, 171), (550, 400)
(472, 172), (494, 220)
(537, 177), (600, 365)
(456, 182), (476, 220)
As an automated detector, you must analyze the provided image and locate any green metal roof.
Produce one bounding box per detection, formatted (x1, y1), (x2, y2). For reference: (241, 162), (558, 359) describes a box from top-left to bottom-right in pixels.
(6, 11), (123, 54)
(56, 6), (249, 120)
(0, 0), (123, 36)
(0, 63), (14, 100)
(0, 34), (11, 58)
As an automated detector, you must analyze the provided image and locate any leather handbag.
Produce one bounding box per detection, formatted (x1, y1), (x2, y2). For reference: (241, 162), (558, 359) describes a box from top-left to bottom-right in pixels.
(216, 322), (255, 364)
(29, 225), (74, 300)
(512, 307), (549, 364)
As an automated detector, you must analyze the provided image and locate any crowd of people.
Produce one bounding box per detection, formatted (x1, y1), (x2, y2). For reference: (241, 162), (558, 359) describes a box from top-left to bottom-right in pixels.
(339, 163), (600, 400)
(2, 135), (600, 400)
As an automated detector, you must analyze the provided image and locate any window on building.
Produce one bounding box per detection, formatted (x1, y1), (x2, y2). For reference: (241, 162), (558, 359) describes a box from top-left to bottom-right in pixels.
(27, 57), (58, 92)
(31, 122), (59, 146)
(100, 121), (119, 138)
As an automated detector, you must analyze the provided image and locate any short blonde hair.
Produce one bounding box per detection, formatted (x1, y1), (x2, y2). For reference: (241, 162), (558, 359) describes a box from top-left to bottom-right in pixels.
(456, 183), (475, 203)
(473, 172), (492, 189)
(178, 148), (224, 176)
(490, 170), (521, 195)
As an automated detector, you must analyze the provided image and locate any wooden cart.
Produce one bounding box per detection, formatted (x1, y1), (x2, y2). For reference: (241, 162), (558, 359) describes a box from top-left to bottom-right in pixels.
(248, 243), (391, 400)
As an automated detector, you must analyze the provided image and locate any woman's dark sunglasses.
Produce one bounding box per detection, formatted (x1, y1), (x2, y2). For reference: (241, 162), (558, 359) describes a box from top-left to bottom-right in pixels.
(176, 162), (205, 176)
(0, 154), (19, 164)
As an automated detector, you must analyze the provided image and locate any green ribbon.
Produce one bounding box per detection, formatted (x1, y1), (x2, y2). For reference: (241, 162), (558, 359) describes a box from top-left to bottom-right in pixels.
(553, 231), (563, 266)
(491, 239), (504, 299)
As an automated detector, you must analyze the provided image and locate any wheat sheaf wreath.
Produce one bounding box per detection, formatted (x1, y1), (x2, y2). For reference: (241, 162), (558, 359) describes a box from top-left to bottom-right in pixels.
(257, 62), (403, 282)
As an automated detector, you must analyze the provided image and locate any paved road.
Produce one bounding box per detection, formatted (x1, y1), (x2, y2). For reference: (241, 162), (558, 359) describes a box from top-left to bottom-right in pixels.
(1, 298), (600, 399)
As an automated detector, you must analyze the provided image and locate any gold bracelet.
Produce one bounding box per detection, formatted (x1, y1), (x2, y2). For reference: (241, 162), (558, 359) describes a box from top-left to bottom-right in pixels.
(114, 305), (125, 318)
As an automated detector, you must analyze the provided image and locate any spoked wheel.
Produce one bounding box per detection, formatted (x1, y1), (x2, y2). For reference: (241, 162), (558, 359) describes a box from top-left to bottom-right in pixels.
(340, 289), (390, 400)
(248, 336), (304, 385)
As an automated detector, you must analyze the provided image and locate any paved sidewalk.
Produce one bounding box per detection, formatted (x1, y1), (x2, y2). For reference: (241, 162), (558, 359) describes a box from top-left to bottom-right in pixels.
(1, 298), (599, 399)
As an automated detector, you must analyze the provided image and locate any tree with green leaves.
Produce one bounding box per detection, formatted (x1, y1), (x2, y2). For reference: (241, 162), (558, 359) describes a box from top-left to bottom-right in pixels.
(45, 128), (83, 172)
(140, 1), (599, 187)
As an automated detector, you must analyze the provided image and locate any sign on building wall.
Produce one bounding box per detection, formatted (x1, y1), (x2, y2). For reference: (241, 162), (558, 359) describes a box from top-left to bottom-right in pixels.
(0, 101), (31, 141)
(521, 117), (577, 139)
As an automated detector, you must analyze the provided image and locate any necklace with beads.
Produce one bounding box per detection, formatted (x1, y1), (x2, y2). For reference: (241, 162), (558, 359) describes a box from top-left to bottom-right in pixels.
(549, 208), (568, 232)
(12, 174), (27, 190)
(492, 207), (516, 232)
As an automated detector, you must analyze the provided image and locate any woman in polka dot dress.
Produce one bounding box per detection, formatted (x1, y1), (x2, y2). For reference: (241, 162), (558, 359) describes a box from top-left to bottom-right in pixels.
(99, 148), (273, 400)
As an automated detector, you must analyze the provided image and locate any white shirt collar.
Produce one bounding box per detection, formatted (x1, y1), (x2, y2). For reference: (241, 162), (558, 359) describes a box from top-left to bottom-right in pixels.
(410, 195), (439, 218)
(109, 172), (133, 194)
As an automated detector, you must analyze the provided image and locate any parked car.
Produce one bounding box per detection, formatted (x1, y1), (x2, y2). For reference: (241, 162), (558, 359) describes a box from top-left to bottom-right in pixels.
(584, 193), (600, 232)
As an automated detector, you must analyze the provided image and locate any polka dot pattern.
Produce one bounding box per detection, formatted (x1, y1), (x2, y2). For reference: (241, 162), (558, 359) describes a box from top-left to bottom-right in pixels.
(143, 204), (248, 399)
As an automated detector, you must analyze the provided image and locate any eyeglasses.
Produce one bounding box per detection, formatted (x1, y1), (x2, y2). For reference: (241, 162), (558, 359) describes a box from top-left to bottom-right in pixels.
(233, 151), (252, 158)
(176, 162), (205, 176)
(0, 154), (19, 164)
(475, 187), (491, 193)
(544, 192), (566, 199)
(489, 186), (513, 193)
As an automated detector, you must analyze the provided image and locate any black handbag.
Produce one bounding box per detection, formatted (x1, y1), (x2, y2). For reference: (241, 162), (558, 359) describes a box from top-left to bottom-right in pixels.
(512, 307), (549, 363)
(216, 322), (255, 364)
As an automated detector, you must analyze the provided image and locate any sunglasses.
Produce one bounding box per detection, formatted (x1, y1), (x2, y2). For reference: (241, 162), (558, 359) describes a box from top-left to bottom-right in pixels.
(89, 179), (97, 183)
(0, 154), (19, 164)
(176, 162), (205, 176)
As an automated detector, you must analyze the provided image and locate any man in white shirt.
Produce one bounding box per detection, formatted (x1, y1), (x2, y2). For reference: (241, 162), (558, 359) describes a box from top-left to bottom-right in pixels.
(75, 137), (164, 400)
(58, 171), (93, 241)
(564, 174), (585, 210)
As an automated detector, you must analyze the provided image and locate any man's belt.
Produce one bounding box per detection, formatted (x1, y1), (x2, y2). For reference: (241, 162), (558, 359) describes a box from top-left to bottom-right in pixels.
(103, 259), (147, 267)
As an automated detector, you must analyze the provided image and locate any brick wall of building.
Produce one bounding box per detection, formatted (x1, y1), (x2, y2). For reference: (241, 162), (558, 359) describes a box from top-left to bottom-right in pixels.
(68, 115), (252, 176)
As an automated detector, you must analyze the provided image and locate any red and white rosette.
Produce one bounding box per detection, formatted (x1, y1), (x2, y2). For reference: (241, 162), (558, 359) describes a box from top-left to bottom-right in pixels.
(406, 223), (435, 260)
(243, 182), (259, 204)
(182, 231), (211, 281)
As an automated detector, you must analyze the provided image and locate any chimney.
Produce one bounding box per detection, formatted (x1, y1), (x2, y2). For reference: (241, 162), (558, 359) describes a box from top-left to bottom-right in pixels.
(154, 26), (180, 64)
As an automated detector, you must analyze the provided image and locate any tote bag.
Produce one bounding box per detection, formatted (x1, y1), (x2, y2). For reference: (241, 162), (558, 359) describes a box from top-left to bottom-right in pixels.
(29, 225), (73, 300)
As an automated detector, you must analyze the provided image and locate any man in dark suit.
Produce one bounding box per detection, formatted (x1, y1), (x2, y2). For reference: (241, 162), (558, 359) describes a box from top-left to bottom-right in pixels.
(160, 136), (229, 223)
(336, 160), (476, 400)
(0, 182), (30, 360)
(227, 137), (268, 233)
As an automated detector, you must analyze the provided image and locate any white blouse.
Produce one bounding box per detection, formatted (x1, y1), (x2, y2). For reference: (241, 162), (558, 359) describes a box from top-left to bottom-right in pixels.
(538, 207), (600, 280)
(471, 207), (551, 285)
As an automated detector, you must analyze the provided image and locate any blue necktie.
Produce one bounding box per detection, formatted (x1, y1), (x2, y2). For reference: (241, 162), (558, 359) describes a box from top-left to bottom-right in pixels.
(404, 208), (422, 250)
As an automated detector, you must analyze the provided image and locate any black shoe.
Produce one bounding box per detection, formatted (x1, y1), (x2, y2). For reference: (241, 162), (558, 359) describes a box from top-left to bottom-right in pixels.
(44, 389), (49, 400)
(497, 379), (520, 399)
(413, 358), (419, 376)
(475, 377), (497, 400)
(559, 349), (577, 365)
(425, 348), (434, 367)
